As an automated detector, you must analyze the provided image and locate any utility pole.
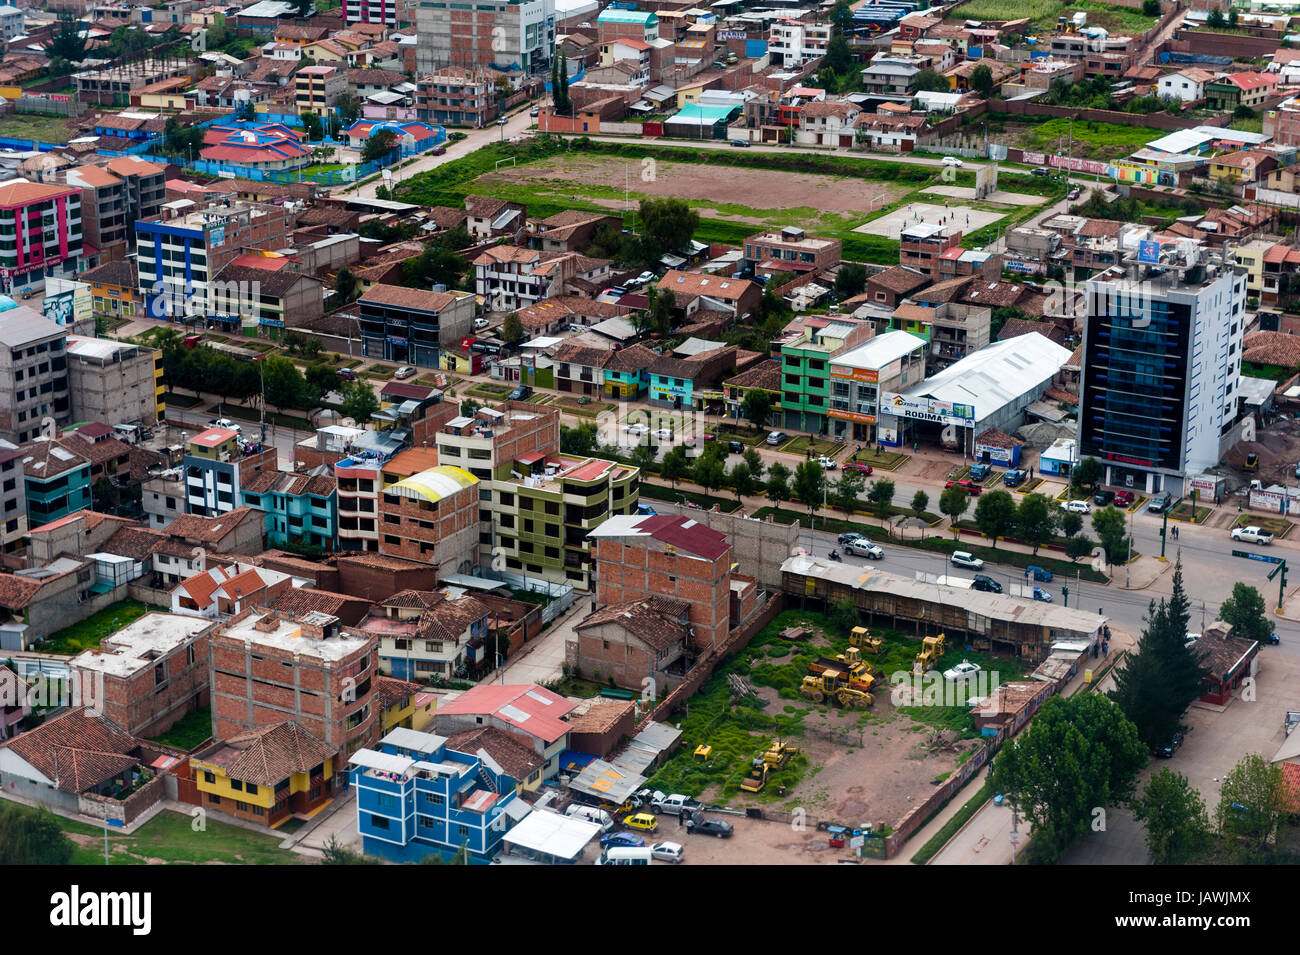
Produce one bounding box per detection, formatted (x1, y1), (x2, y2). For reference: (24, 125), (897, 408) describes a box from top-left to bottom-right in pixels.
(1125, 507), (1132, 588)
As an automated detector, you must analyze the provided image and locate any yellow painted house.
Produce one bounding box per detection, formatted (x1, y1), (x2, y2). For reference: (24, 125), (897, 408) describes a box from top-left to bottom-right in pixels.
(377, 676), (437, 734)
(79, 259), (140, 320)
(190, 721), (337, 828)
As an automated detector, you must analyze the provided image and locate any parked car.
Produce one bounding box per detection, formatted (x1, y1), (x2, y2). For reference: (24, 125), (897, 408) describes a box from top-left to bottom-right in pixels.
(1244, 452), (1259, 472)
(430, 144), (446, 156)
(473, 317), (489, 330)
(945, 479), (982, 496)
(1093, 489), (1115, 506)
(766, 431), (787, 446)
(847, 538), (883, 560)
(1060, 499), (1092, 514)
(507, 385), (532, 401)
(652, 428), (674, 441)
(629, 789), (665, 811)
(817, 455), (838, 470)
(951, 551), (984, 570)
(730, 139), (750, 147)
(844, 462), (874, 476)
(943, 660), (981, 682)
(1025, 565), (1053, 582)
(336, 367), (357, 381)
(394, 366), (415, 380)
(972, 574), (1002, 593)
(942, 156), (963, 167)
(208, 418), (242, 433)
(685, 816), (734, 838)
(650, 793), (702, 816)
(529, 106), (540, 117)
(1232, 525), (1274, 545)
(1031, 587), (1052, 602)
(727, 440), (745, 454)
(1032, 167), (1051, 177)
(968, 463), (990, 481)
(650, 841), (685, 863)
(621, 812), (659, 833)
(837, 531), (865, 545)
(1153, 730), (1185, 758)
(599, 831), (645, 849)
(1068, 187), (1081, 200)
(1148, 492), (1172, 513)
(1114, 490), (1135, 508)
(624, 423), (650, 437)
(1003, 469), (1027, 488)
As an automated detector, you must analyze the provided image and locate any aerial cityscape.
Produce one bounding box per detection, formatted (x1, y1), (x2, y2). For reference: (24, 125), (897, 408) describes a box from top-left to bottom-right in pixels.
(0, 0), (1294, 896)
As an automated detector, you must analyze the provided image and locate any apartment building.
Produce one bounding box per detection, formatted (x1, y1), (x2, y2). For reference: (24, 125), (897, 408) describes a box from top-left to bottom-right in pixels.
(472, 248), (610, 312)
(377, 465), (481, 573)
(211, 608), (380, 769)
(135, 200), (295, 322)
(415, 68), (498, 127)
(241, 470), (337, 552)
(67, 612), (216, 738)
(0, 308), (71, 445)
(743, 227), (842, 276)
(359, 590), (490, 680)
(434, 683), (576, 780)
(78, 259), (141, 321)
(65, 334), (164, 428)
(21, 437), (92, 527)
(357, 283), (476, 368)
(349, 727), (523, 862)
(772, 315), (874, 434)
(183, 427), (278, 518)
(415, 0), (555, 75)
(344, 0), (406, 26)
(768, 19), (830, 67)
(596, 7), (658, 42)
(295, 64), (348, 113)
(62, 157), (165, 264)
(0, 441), (25, 556)
(826, 331), (929, 444)
(0, 180), (83, 297)
(899, 222), (962, 279)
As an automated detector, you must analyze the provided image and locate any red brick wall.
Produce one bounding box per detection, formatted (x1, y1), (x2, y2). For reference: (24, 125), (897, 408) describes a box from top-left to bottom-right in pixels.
(336, 559), (439, 602)
(594, 538), (731, 651)
(376, 480), (479, 572)
(72, 630), (212, 739)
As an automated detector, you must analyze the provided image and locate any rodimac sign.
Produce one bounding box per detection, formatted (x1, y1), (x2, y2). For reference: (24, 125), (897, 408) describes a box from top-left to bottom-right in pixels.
(880, 391), (976, 428)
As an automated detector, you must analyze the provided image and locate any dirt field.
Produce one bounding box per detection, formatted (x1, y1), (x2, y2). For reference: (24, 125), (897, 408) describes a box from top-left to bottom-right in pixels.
(477, 156), (909, 222)
(856, 202), (1004, 240)
(1224, 417), (1300, 491)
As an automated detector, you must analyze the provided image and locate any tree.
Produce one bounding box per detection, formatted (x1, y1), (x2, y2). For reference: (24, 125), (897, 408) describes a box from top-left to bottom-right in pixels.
(301, 111), (324, 142)
(501, 313), (524, 345)
(644, 286), (676, 337)
(1215, 753), (1285, 854)
(661, 445), (688, 488)
(1060, 510), (1083, 540)
(939, 486), (969, 537)
(835, 263), (867, 299)
(304, 363), (337, 403)
(990, 694), (1146, 864)
(334, 268), (359, 305)
(823, 29), (852, 76)
(1108, 562), (1206, 749)
(911, 489), (929, 522)
(793, 461), (826, 519)
(296, 0), (314, 16)
(830, 596), (859, 635)
(973, 489), (1016, 549)
(234, 98), (256, 123)
(1066, 534), (1094, 563)
(1142, 0), (1160, 15)
(766, 462), (791, 502)
(629, 441), (657, 476)
(0, 803), (75, 865)
(560, 422), (597, 456)
(262, 355), (308, 413)
(639, 198), (699, 261)
(970, 63), (995, 99)
(321, 834), (380, 865)
(693, 452), (726, 496)
(43, 12), (87, 69)
(832, 471), (866, 514)
(728, 461), (759, 500)
(866, 478), (895, 520)
(1218, 582), (1272, 646)
(1014, 493), (1057, 555)
(336, 94), (362, 126)
(362, 129), (399, 164)
(742, 448), (763, 482)
(741, 389), (773, 430)
(913, 69), (952, 93)
(1228, 6), (1239, 27)
(1072, 456), (1103, 493)
(340, 380), (379, 423)
(1092, 506), (1130, 565)
(1132, 769), (1211, 865)
(401, 242), (466, 291)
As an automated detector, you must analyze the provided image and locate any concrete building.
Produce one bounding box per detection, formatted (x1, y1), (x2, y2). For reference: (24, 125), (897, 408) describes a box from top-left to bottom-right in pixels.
(416, 0), (556, 75)
(1081, 250), (1247, 494)
(359, 589), (491, 680)
(0, 180), (83, 298)
(211, 609), (379, 772)
(0, 440), (26, 556)
(827, 330), (929, 444)
(65, 335), (163, 428)
(295, 64), (348, 113)
(415, 68), (499, 128)
(241, 470), (337, 552)
(212, 260), (325, 336)
(767, 19), (830, 67)
(377, 465), (480, 573)
(435, 683), (576, 780)
(773, 315), (875, 433)
(183, 427), (279, 518)
(21, 437), (91, 527)
(0, 307), (71, 445)
(357, 283), (476, 368)
(68, 612), (216, 738)
(0, 5), (24, 42)
(62, 157), (166, 264)
(743, 227), (841, 276)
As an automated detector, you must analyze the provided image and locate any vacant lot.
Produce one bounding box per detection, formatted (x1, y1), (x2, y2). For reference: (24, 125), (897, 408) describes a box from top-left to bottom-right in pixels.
(477, 156), (910, 229)
(948, 0), (1156, 34)
(1, 112), (81, 145)
(1017, 118), (1168, 161)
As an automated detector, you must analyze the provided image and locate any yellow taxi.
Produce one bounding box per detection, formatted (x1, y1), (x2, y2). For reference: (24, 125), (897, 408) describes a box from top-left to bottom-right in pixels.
(621, 812), (659, 833)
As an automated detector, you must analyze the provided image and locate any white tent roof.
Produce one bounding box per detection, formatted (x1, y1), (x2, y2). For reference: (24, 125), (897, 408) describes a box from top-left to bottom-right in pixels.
(502, 808), (600, 860)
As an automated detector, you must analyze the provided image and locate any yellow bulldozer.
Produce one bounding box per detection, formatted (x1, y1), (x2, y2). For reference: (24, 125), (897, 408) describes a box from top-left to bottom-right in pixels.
(761, 738), (799, 770)
(800, 670), (873, 709)
(850, 626), (883, 655)
(741, 757), (769, 793)
(913, 633), (948, 674)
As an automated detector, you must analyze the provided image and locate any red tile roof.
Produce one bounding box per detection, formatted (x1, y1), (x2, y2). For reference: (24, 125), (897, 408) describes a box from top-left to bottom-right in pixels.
(636, 513), (730, 561)
(0, 707), (143, 793)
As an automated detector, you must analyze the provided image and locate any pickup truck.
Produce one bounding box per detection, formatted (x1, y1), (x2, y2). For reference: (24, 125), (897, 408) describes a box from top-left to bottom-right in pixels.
(1231, 525), (1274, 545)
(651, 793), (703, 816)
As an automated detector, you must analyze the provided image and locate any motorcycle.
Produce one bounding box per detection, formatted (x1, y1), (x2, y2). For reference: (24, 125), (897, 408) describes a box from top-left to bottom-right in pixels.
(829, 549), (841, 561)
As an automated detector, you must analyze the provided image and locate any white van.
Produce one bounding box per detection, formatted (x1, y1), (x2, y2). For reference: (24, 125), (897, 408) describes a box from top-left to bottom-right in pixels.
(565, 804), (614, 832)
(596, 846), (653, 866)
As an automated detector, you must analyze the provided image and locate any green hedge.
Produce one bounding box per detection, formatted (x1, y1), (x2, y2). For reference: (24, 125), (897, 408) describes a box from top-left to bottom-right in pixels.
(910, 781), (993, 865)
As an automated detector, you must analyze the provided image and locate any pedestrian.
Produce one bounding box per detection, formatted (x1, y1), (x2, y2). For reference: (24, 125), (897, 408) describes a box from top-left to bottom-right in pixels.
(913, 441), (918, 453)
(1103, 640), (1109, 657)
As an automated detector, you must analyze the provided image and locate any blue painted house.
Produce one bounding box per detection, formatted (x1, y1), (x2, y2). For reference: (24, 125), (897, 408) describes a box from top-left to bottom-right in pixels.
(348, 727), (523, 863)
(22, 438), (92, 528)
(241, 469), (337, 552)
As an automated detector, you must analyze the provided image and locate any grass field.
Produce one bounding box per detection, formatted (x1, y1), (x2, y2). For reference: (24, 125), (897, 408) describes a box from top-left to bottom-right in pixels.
(0, 112), (80, 145)
(1018, 118), (1168, 161)
(39, 600), (159, 655)
(147, 707), (213, 751)
(949, 0), (1156, 34)
(58, 808), (302, 865)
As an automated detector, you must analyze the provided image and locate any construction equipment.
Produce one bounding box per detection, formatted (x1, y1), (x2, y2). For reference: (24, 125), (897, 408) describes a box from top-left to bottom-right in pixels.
(808, 651), (877, 689)
(694, 744), (713, 762)
(913, 633), (948, 674)
(741, 758), (769, 793)
(849, 626), (883, 655)
(800, 671), (873, 708)
(760, 739), (799, 769)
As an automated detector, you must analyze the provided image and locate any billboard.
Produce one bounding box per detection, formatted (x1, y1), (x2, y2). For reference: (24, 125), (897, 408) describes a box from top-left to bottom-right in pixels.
(881, 392), (976, 427)
(1137, 240), (1161, 264)
(830, 364), (878, 383)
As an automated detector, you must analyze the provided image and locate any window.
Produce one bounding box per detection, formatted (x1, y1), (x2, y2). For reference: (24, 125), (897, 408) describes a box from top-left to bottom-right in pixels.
(370, 814), (390, 830)
(418, 815), (434, 828)
(207, 793), (220, 804)
(423, 792), (445, 806)
(458, 824), (470, 837)
(230, 779), (243, 791)
(246, 783), (259, 795)
(203, 771), (215, 784)
(235, 801), (248, 812)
